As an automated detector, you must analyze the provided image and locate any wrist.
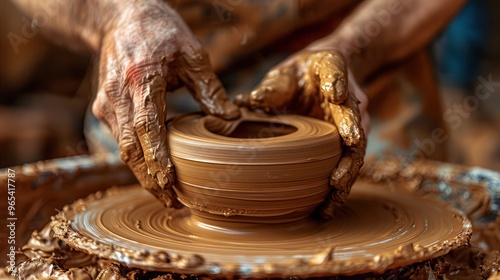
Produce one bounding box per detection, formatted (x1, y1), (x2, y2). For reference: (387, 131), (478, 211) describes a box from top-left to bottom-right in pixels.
(103, 0), (186, 46)
(81, 0), (175, 51)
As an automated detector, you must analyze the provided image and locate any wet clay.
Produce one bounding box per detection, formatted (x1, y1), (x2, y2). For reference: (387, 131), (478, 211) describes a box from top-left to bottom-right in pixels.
(167, 110), (342, 223)
(5, 158), (500, 279)
(49, 182), (471, 278)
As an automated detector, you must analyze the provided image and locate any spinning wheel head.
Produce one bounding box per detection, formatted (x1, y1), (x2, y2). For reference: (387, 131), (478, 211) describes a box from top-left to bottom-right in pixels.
(51, 182), (471, 278)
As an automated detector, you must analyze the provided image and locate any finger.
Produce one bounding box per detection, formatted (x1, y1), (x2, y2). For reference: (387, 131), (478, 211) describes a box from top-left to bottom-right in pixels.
(98, 73), (181, 208)
(330, 146), (364, 194)
(97, 44), (180, 208)
(314, 52), (364, 146)
(234, 67), (298, 113)
(313, 52), (348, 104)
(124, 114), (180, 209)
(326, 92), (366, 203)
(330, 155), (353, 201)
(326, 92), (364, 147)
(132, 75), (181, 208)
(319, 145), (365, 219)
(178, 44), (240, 119)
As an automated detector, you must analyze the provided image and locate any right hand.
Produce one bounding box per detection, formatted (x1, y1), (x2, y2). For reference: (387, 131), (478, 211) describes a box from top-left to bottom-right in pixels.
(91, 2), (240, 208)
(235, 50), (369, 217)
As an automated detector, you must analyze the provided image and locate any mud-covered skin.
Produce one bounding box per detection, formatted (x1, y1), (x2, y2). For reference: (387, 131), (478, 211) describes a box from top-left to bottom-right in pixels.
(235, 51), (368, 216)
(90, 2), (240, 208)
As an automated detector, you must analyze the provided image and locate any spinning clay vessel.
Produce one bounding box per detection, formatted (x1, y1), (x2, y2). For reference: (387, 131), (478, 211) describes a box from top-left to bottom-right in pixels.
(167, 109), (342, 223)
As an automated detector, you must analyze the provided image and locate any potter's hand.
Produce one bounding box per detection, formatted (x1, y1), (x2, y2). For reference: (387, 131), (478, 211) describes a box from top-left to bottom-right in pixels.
(91, 4), (240, 208)
(235, 51), (369, 217)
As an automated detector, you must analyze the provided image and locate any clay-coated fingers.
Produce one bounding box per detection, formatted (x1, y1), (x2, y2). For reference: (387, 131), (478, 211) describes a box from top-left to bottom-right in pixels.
(326, 92), (366, 204)
(234, 67), (298, 113)
(312, 51), (364, 145)
(124, 106), (180, 209)
(327, 91), (364, 147)
(178, 44), (240, 120)
(94, 73), (179, 208)
(324, 81), (366, 209)
(313, 52), (348, 105)
(319, 145), (364, 219)
(132, 75), (181, 208)
(126, 118), (180, 209)
(330, 146), (364, 199)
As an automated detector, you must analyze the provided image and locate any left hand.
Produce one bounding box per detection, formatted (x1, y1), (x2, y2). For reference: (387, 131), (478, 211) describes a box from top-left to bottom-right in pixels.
(91, 2), (240, 209)
(235, 50), (369, 218)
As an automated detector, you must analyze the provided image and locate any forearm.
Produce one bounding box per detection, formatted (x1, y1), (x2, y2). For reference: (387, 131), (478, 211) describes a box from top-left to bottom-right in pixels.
(9, 0), (174, 52)
(307, 0), (467, 81)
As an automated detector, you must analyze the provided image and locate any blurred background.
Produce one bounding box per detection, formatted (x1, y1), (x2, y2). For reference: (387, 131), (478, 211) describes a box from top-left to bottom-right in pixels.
(0, 0), (498, 171)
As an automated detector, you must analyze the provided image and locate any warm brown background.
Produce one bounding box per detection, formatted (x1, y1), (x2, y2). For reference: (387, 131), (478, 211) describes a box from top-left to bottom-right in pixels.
(0, 0), (499, 268)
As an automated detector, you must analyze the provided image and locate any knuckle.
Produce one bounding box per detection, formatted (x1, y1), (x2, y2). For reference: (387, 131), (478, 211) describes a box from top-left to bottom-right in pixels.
(133, 111), (159, 138)
(182, 43), (208, 64)
(124, 64), (151, 86)
(119, 135), (141, 164)
(103, 79), (122, 99)
(124, 63), (164, 90)
(114, 99), (133, 119)
(133, 111), (150, 129)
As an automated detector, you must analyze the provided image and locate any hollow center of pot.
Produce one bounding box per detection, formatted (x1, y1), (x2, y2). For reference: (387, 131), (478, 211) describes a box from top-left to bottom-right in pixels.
(225, 121), (298, 138)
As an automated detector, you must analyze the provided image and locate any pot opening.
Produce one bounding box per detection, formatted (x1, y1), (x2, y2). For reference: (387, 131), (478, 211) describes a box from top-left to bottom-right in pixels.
(226, 121), (298, 138)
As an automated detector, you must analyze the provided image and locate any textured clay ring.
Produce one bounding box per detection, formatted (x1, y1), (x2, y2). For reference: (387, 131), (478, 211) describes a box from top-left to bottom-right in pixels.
(167, 109), (342, 223)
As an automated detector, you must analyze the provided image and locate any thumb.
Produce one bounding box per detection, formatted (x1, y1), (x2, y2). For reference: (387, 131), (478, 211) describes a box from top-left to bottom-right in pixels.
(234, 67), (298, 112)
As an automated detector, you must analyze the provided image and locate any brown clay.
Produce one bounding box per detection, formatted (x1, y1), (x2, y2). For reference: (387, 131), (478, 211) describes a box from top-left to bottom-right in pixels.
(167, 109), (342, 223)
(7, 157), (500, 279)
(49, 182), (471, 278)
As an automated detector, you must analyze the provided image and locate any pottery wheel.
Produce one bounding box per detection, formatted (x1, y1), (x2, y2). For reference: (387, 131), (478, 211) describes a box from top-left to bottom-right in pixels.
(51, 182), (471, 278)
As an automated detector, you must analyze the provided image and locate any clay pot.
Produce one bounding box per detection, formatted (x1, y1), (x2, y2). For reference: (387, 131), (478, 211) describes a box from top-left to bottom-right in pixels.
(167, 110), (342, 223)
